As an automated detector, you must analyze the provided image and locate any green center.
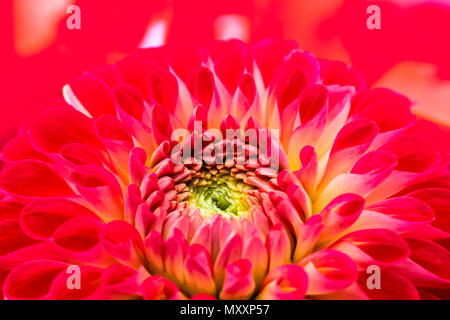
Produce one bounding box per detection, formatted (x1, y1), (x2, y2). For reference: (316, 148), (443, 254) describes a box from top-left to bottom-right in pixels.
(188, 175), (250, 217)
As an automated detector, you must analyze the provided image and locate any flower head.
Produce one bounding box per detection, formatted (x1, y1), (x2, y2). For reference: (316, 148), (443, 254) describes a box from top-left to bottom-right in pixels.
(0, 39), (449, 300)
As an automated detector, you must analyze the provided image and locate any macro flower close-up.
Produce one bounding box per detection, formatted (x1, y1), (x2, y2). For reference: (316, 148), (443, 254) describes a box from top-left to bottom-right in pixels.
(0, 38), (449, 301)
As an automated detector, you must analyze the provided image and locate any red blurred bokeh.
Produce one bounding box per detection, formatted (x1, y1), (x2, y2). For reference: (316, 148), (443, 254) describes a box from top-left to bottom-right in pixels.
(1, 0), (449, 145)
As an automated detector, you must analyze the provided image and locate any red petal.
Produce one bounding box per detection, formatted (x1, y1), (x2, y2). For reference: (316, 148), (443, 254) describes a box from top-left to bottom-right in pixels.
(1, 134), (49, 162)
(0, 220), (36, 256)
(187, 67), (215, 106)
(69, 75), (116, 118)
(100, 221), (145, 268)
(148, 68), (178, 113)
(167, 44), (204, 81)
(215, 47), (246, 94)
(358, 269), (420, 300)
(3, 260), (66, 300)
(52, 216), (104, 253)
(48, 265), (103, 300)
(0, 160), (74, 197)
(29, 106), (103, 154)
(20, 198), (97, 240)
(113, 84), (144, 120)
(333, 229), (410, 266)
(253, 39), (298, 87)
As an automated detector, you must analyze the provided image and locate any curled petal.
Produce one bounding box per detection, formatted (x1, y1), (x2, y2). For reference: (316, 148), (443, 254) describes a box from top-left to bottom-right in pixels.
(220, 259), (255, 300)
(300, 249), (358, 295)
(295, 146), (320, 196)
(318, 194), (365, 244)
(243, 236), (268, 287)
(257, 264), (308, 300)
(293, 215), (323, 262)
(140, 276), (185, 300)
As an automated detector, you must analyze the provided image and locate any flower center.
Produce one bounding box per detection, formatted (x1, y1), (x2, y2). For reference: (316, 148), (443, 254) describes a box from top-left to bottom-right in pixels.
(188, 173), (251, 217)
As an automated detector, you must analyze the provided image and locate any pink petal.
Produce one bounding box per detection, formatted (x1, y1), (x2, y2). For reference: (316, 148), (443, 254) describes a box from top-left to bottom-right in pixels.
(265, 225), (291, 272)
(315, 151), (397, 212)
(184, 244), (216, 296)
(321, 119), (379, 186)
(140, 275), (185, 300)
(220, 259), (255, 300)
(300, 249), (358, 295)
(257, 264), (308, 300)
(318, 193), (365, 244)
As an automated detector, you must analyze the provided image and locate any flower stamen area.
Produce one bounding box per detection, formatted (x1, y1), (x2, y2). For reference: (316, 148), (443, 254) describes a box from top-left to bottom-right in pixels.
(188, 172), (251, 217)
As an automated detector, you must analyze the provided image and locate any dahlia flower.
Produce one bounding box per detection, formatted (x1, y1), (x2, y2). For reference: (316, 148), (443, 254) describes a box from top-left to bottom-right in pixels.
(0, 39), (449, 300)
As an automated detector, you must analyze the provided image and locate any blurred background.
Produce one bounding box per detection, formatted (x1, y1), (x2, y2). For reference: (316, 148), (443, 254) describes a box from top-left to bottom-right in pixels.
(1, 0), (450, 146)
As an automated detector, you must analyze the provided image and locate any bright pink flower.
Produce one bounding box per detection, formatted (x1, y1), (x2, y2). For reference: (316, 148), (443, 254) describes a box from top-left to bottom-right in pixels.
(0, 40), (449, 300)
